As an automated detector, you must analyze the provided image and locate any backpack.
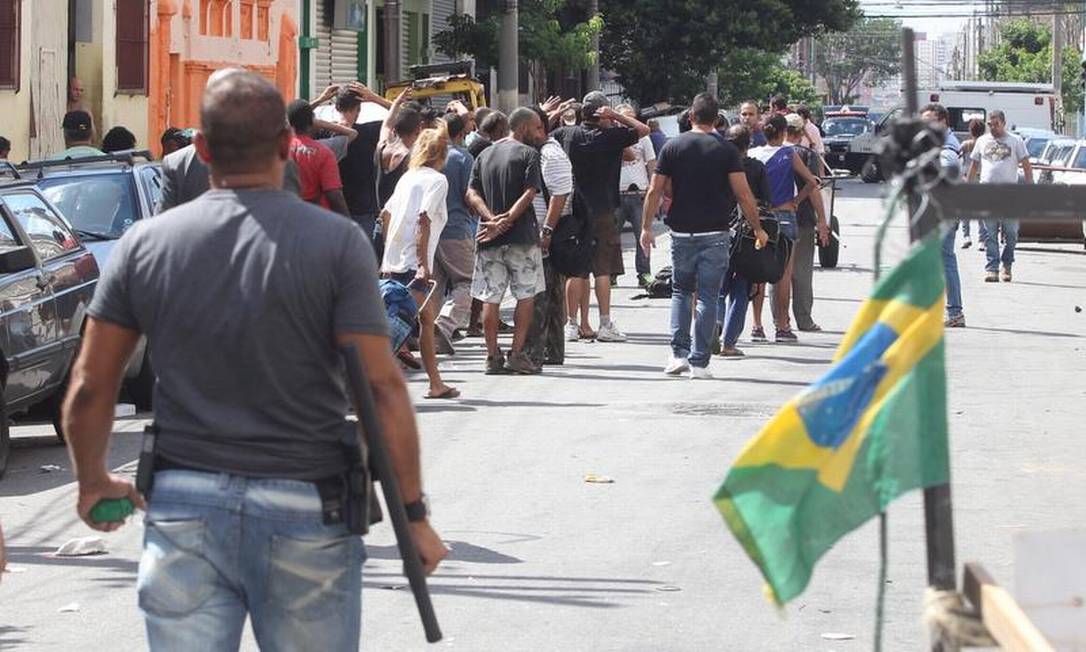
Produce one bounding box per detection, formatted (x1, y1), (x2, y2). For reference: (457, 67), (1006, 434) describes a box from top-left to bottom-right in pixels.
(645, 266), (673, 298)
(729, 214), (793, 284)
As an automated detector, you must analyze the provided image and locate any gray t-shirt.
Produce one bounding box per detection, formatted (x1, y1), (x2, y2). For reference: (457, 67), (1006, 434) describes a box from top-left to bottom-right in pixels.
(89, 189), (388, 480)
(970, 132), (1028, 184)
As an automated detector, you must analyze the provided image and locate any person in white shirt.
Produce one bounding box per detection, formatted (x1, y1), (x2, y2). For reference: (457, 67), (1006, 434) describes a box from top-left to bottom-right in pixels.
(796, 106), (825, 162)
(380, 126), (458, 398)
(966, 109), (1032, 282)
(616, 104), (657, 287)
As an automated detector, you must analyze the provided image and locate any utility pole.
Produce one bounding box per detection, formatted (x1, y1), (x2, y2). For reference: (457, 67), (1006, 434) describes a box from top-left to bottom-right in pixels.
(384, 0), (402, 85)
(586, 0), (600, 91)
(1054, 14), (1064, 133)
(498, 0), (519, 112)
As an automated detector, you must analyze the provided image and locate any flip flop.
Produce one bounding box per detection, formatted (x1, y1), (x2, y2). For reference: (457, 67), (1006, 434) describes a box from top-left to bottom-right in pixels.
(424, 386), (461, 400)
(397, 349), (422, 370)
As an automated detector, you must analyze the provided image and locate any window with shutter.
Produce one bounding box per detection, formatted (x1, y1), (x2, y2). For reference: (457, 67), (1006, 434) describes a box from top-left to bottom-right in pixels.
(406, 11), (419, 66)
(0, 0), (19, 91)
(116, 0), (148, 93)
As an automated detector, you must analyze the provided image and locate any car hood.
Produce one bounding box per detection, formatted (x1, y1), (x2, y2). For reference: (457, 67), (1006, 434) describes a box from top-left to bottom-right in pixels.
(84, 239), (120, 270)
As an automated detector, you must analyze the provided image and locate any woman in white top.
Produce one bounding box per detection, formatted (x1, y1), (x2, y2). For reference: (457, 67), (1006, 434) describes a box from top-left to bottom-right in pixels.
(380, 126), (458, 398)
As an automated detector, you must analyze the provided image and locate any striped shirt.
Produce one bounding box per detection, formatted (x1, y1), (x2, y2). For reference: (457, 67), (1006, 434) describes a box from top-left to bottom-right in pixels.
(531, 138), (574, 225)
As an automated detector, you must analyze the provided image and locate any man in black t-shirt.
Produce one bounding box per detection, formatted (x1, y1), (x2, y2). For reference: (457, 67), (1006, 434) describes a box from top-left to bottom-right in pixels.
(641, 94), (767, 379)
(552, 91), (649, 344)
(332, 84), (391, 240)
(466, 108), (546, 375)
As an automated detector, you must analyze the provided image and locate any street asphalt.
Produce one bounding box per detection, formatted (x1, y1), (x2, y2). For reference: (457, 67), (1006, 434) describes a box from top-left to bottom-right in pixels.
(1, 179), (1083, 651)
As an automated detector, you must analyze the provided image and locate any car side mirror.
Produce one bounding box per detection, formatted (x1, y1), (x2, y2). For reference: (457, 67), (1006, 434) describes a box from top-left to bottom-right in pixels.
(0, 246), (37, 274)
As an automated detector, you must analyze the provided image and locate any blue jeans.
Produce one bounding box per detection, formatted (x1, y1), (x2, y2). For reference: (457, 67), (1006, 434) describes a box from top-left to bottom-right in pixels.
(942, 222), (963, 319)
(616, 193), (651, 276)
(670, 232), (730, 368)
(983, 219), (1019, 272)
(139, 470), (365, 651)
(718, 270), (751, 349)
(960, 220), (971, 238)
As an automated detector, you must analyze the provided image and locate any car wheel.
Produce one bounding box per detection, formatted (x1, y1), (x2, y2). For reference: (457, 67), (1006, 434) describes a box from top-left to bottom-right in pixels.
(0, 394), (10, 480)
(818, 215), (841, 269)
(128, 350), (154, 413)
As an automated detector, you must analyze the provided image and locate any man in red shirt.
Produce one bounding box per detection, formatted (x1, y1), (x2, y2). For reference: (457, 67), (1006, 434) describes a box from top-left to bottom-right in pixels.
(287, 98), (351, 215)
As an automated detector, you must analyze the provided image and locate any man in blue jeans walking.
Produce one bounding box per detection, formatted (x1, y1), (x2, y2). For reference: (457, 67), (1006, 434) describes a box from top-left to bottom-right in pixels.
(62, 71), (446, 651)
(921, 103), (967, 327)
(642, 93), (767, 379)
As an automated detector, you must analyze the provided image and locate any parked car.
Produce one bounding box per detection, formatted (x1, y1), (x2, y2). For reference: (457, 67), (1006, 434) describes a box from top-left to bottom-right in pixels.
(1034, 138), (1076, 184)
(1029, 139), (1086, 246)
(20, 151), (162, 413)
(0, 167), (100, 479)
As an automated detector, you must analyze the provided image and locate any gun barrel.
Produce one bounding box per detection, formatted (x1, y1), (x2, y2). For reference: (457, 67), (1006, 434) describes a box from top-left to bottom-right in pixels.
(340, 344), (443, 644)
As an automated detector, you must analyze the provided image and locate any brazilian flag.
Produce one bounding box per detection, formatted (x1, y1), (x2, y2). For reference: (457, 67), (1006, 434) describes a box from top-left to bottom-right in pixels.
(714, 235), (950, 605)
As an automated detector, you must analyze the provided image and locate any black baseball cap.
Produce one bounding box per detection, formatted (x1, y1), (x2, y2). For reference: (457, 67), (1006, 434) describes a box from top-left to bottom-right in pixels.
(62, 110), (93, 134)
(581, 91), (610, 121)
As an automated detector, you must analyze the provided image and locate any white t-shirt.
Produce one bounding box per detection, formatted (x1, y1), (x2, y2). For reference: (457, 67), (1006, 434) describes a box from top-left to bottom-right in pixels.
(381, 167), (449, 273)
(970, 132), (1028, 184)
(619, 135), (657, 192)
(531, 138), (574, 225)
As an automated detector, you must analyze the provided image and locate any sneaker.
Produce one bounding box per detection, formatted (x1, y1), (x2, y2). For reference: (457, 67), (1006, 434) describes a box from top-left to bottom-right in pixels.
(498, 320), (514, 334)
(1001, 266), (1012, 282)
(797, 323), (823, 333)
(596, 322), (628, 342)
(466, 325), (484, 338)
(945, 314), (966, 328)
(435, 327), (455, 355)
(720, 347), (745, 358)
(664, 356), (690, 376)
(505, 350), (541, 375)
(638, 273), (654, 288)
(689, 366), (714, 380)
(485, 349), (508, 375)
(775, 329), (799, 343)
(961, 236), (972, 249)
(978, 243), (986, 252)
(750, 327), (768, 343)
(984, 272), (999, 283)
(564, 322), (580, 342)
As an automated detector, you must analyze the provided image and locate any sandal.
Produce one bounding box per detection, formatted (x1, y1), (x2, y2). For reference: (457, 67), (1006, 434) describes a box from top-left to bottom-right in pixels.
(397, 348), (422, 370)
(424, 386), (461, 400)
(578, 326), (597, 340)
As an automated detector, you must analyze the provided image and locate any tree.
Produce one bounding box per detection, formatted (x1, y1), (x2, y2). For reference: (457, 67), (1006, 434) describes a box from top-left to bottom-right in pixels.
(433, 0), (601, 98)
(814, 16), (901, 105)
(978, 18), (1083, 115)
(717, 49), (821, 109)
(599, 0), (859, 105)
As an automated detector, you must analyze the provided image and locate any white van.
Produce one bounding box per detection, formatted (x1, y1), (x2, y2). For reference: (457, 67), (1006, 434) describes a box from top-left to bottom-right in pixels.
(918, 81), (1057, 138)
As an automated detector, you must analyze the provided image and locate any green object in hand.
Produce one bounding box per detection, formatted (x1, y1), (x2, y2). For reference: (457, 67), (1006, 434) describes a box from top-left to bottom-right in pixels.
(89, 498), (135, 523)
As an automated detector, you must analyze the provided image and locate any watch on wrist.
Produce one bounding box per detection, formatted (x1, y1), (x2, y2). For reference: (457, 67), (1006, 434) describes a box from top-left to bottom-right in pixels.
(404, 494), (430, 523)
(541, 225), (554, 236)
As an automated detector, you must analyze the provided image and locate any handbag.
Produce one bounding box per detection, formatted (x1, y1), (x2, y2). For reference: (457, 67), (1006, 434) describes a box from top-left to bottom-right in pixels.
(729, 211), (793, 284)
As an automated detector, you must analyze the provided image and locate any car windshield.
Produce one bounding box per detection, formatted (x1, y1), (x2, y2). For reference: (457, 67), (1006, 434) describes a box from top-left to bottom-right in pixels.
(1026, 138), (1049, 158)
(1074, 149), (1086, 170)
(822, 118), (870, 137)
(37, 174), (139, 239)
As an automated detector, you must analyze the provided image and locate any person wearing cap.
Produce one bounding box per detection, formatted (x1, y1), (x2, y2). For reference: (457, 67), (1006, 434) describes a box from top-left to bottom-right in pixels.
(50, 111), (105, 161)
(552, 91), (650, 344)
(782, 113), (830, 334)
(160, 127), (192, 157)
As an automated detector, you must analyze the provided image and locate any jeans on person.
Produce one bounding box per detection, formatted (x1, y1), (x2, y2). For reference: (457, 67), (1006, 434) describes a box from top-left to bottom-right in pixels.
(718, 269), (751, 349)
(139, 469), (365, 651)
(943, 221), (964, 319)
(982, 219), (1019, 272)
(670, 232), (730, 368)
(616, 193), (651, 277)
(960, 220), (971, 238)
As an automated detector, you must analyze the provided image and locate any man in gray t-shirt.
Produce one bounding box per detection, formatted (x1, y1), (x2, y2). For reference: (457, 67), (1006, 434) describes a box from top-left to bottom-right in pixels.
(967, 109), (1033, 282)
(62, 71), (445, 650)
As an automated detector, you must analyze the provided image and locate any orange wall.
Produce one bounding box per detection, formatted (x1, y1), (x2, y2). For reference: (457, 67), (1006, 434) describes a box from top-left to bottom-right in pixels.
(149, 0), (298, 158)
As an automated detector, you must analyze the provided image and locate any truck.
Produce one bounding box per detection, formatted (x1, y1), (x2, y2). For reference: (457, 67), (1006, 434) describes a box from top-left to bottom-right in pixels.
(851, 81), (1059, 182)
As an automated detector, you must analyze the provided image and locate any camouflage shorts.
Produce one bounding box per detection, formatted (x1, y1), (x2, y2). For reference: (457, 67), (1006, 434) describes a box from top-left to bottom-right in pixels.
(471, 243), (545, 304)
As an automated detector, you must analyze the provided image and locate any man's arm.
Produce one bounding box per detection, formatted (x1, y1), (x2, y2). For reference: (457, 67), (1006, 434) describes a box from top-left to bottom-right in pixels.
(728, 171), (768, 248)
(380, 88), (412, 147)
(63, 318), (146, 531)
(311, 84), (340, 107)
(640, 173), (670, 252)
(967, 159), (979, 183)
(477, 188), (536, 244)
(335, 332), (446, 574)
(325, 189), (350, 216)
(156, 158), (179, 214)
(348, 81), (392, 110)
(1021, 157), (1034, 184)
(315, 119), (359, 143)
(465, 188), (496, 223)
(791, 151), (820, 205)
(598, 107), (650, 138)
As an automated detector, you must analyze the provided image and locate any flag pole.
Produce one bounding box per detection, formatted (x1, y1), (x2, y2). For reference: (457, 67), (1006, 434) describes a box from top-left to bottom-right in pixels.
(901, 27), (958, 651)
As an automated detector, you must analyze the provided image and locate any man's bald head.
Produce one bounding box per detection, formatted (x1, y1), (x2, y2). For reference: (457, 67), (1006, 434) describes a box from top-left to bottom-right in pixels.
(207, 67), (247, 88)
(199, 72), (288, 175)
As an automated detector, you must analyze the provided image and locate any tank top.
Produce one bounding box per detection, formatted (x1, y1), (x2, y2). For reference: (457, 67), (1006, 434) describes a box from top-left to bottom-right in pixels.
(749, 145), (797, 208)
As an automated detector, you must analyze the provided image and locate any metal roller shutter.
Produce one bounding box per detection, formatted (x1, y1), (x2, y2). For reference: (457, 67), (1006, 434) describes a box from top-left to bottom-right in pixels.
(314, 0), (360, 91)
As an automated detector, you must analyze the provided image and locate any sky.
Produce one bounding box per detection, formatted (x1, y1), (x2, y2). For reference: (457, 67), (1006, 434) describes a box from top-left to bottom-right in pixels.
(858, 0), (974, 38)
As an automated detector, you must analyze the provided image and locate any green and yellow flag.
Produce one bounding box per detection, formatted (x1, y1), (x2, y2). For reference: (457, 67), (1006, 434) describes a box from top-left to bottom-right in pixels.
(714, 235), (950, 605)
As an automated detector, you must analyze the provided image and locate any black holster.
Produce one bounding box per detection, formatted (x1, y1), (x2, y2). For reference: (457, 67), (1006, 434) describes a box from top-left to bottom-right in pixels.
(135, 424), (158, 497)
